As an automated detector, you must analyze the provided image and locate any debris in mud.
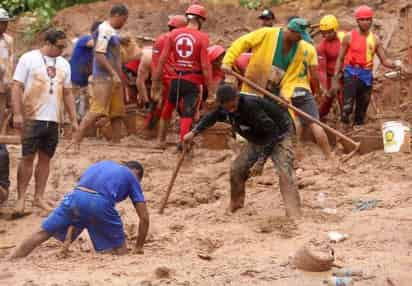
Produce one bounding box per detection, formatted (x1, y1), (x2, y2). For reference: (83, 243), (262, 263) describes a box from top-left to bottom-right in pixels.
(293, 239), (335, 272)
(256, 216), (298, 238)
(154, 266), (173, 279)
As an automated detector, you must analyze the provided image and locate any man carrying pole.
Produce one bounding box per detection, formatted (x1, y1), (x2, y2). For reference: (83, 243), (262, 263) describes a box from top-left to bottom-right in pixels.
(221, 18), (333, 160)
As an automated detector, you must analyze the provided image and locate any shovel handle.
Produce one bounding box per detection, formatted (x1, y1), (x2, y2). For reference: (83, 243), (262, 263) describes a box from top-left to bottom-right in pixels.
(230, 71), (360, 150)
(159, 150), (186, 214)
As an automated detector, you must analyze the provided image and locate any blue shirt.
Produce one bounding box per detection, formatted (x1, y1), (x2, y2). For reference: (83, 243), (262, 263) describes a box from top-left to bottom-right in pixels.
(92, 21), (121, 78)
(69, 35), (93, 87)
(76, 160), (145, 205)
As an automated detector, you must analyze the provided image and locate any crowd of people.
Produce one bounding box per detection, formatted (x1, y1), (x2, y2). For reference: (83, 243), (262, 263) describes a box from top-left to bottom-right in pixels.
(0, 2), (407, 258)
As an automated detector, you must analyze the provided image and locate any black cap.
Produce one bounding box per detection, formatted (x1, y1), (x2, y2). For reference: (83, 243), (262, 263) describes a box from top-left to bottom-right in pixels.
(258, 9), (275, 20)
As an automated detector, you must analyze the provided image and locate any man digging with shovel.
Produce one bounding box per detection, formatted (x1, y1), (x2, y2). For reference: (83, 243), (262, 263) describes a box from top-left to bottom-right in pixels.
(183, 84), (301, 218)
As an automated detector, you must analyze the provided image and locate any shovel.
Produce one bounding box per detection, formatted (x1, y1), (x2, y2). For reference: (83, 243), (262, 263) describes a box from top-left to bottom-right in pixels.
(230, 71), (361, 162)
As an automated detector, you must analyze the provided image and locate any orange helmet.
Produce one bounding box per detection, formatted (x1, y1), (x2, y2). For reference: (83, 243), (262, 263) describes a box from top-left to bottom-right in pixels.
(186, 4), (207, 20)
(207, 45), (225, 63)
(168, 15), (187, 28)
(355, 5), (373, 19)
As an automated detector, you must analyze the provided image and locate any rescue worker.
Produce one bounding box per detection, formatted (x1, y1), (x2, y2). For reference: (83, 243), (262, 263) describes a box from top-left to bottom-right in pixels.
(0, 8), (15, 133)
(333, 5), (403, 126)
(153, 4), (211, 150)
(10, 160), (149, 259)
(137, 15), (187, 130)
(183, 84), (301, 218)
(258, 9), (276, 28)
(222, 18), (333, 160)
(317, 15), (345, 119)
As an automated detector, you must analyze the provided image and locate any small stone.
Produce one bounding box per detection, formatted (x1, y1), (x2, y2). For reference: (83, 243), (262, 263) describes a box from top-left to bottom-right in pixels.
(155, 266), (172, 279)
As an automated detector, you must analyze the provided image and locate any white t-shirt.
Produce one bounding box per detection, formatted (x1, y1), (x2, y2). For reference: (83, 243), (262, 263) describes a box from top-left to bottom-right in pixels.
(0, 33), (14, 84)
(13, 50), (71, 123)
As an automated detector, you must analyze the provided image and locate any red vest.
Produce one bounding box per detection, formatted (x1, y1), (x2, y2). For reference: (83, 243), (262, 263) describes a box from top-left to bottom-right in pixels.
(344, 29), (376, 69)
(166, 27), (210, 85)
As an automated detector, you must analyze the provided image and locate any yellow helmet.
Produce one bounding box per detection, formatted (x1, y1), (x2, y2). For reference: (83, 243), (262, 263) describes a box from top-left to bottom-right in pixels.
(319, 15), (339, 32)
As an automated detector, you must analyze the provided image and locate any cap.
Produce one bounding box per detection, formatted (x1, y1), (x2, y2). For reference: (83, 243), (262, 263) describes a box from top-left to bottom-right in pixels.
(258, 9), (275, 20)
(287, 18), (312, 43)
(0, 8), (13, 22)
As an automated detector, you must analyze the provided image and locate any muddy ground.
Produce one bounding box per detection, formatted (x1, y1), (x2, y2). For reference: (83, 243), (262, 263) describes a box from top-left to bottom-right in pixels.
(2, 0), (412, 285)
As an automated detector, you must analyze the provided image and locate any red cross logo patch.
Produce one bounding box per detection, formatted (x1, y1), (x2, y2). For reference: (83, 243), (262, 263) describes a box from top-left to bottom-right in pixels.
(176, 36), (194, 58)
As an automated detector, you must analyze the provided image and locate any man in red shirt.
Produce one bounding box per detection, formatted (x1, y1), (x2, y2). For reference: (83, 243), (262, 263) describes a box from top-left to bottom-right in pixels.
(137, 15), (187, 130)
(316, 15), (344, 119)
(152, 4), (211, 150)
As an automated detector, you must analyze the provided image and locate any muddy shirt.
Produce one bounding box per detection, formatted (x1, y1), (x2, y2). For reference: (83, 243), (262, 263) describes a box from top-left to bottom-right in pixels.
(0, 33), (14, 84)
(92, 21), (121, 79)
(162, 27), (210, 85)
(13, 50), (71, 122)
(193, 94), (291, 145)
(76, 160), (145, 205)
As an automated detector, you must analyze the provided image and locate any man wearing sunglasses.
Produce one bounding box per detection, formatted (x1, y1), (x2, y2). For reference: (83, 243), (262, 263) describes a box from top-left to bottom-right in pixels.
(11, 29), (77, 216)
(183, 84), (301, 218)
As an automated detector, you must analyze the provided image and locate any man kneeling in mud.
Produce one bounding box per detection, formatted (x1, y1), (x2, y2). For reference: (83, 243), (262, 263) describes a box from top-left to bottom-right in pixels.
(10, 160), (149, 259)
(183, 84), (301, 217)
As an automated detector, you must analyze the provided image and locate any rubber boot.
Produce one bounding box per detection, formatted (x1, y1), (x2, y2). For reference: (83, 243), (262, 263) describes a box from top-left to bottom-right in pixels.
(156, 119), (170, 149)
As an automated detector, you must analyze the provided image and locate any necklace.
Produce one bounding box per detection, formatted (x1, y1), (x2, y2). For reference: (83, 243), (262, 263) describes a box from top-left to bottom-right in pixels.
(42, 53), (57, 94)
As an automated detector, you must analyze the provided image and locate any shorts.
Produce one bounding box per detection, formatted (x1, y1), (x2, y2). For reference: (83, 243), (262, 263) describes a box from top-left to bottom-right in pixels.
(42, 189), (125, 252)
(291, 87), (319, 126)
(22, 120), (59, 158)
(169, 79), (199, 117)
(89, 78), (125, 118)
(0, 144), (10, 190)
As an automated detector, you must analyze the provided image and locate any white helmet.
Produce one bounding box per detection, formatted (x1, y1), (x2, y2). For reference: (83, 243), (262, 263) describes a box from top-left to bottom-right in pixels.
(0, 8), (13, 21)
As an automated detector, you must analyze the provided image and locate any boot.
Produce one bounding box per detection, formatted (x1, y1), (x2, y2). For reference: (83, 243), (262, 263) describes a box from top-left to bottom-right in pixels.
(156, 119), (170, 149)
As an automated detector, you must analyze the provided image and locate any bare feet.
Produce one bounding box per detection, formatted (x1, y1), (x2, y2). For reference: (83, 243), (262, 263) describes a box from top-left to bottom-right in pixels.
(0, 186), (8, 204)
(33, 198), (54, 213)
(155, 140), (167, 150)
(229, 193), (245, 213)
(13, 198), (26, 217)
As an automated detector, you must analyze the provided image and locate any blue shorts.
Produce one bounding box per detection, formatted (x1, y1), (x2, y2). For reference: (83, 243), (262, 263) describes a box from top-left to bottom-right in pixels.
(42, 190), (125, 251)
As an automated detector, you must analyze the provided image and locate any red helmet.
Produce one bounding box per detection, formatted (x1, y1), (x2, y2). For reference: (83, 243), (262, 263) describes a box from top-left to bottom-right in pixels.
(168, 15), (187, 28)
(355, 5), (374, 19)
(207, 45), (225, 63)
(185, 4), (207, 20)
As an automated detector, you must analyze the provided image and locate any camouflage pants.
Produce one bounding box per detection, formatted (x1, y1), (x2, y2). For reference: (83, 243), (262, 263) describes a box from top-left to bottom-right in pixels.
(230, 133), (295, 195)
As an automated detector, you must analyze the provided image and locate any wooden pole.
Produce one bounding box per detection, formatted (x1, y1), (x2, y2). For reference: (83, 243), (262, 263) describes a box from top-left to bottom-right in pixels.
(159, 150), (187, 214)
(230, 71), (360, 161)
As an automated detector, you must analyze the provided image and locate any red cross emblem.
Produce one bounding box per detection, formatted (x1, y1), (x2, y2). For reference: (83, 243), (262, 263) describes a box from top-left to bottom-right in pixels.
(176, 36), (193, 58)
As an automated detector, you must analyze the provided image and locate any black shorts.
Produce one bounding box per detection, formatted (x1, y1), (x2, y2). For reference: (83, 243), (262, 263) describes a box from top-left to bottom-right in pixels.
(291, 87), (319, 126)
(22, 120), (59, 158)
(0, 144), (10, 190)
(169, 79), (199, 117)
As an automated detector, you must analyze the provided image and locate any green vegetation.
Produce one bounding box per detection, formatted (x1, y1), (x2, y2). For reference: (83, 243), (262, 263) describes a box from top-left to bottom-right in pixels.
(239, 0), (284, 9)
(0, 0), (99, 42)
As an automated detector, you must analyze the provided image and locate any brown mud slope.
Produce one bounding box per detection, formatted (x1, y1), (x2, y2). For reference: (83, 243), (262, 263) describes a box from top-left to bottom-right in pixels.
(2, 0), (412, 285)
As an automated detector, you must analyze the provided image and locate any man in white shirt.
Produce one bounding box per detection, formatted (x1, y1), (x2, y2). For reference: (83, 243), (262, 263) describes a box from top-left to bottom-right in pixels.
(73, 4), (128, 148)
(0, 8), (15, 132)
(11, 29), (78, 216)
